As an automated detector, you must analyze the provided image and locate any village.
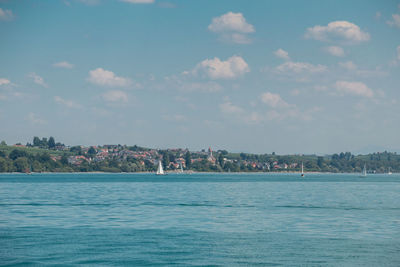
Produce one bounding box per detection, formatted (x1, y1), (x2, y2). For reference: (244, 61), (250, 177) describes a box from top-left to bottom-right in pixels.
(2, 137), (398, 173)
(10, 138), (302, 172)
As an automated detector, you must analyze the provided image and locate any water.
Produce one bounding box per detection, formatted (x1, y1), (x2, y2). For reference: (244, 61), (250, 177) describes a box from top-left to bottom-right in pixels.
(1, 173), (400, 266)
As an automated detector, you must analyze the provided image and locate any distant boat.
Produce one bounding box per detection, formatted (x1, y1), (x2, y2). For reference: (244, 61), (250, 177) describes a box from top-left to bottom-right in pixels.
(301, 162), (304, 177)
(360, 164), (367, 177)
(179, 162), (184, 173)
(156, 160), (165, 175)
(388, 167), (392, 175)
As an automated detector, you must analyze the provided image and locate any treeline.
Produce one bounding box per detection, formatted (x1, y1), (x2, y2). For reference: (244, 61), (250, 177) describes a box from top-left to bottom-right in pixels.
(0, 147), (156, 173)
(26, 136), (65, 149)
(0, 149), (71, 172)
(220, 151), (400, 173)
(0, 139), (399, 173)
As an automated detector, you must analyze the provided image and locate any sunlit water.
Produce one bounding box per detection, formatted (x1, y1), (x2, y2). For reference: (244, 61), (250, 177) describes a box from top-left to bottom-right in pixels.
(1, 173), (400, 266)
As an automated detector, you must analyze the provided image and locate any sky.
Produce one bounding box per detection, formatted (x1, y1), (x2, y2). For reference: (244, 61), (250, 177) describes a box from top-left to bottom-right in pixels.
(1, 0), (400, 154)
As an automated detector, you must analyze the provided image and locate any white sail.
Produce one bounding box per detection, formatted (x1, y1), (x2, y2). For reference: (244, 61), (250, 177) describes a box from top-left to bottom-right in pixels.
(180, 162), (184, 173)
(388, 167), (392, 175)
(361, 164), (367, 177)
(156, 160), (164, 175)
(301, 162), (304, 177)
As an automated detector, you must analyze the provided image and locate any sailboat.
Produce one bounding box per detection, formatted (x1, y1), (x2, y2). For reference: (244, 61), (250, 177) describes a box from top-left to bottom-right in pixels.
(156, 160), (165, 175)
(301, 162), (304, 177)
(360, 164), (367, 177)
(388, 167), (392, 175)
(179, 162), (184, 173)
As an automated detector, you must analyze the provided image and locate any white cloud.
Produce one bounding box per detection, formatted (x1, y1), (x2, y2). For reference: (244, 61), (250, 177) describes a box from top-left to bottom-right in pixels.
(274, 49), (290, 60)
(53, 61), (74, 69)
(88, 68), (131, 87)
(339, 61), (357, 70)
(325, 46), (344, 57)
(208, 12), (254, 33)
(335, 81), (374, 98)
(305, 21), (370, 44)
(337, 61), (387, 77)
(220, 101), (244, 115)
(0, 78), (11, 86)
(260, 92), (290, 108)
(26, 112), (46, 125)
(192, 55), (250, 79)
(208, 12), (254, 44)
(276, 61), (327, 74)
(29, 73), (48, 88)
(0, 8), (14, 21)
(121, 0), (154, 3)
(102, 90), (128, 103)
(397, 45), (400, 60)
(54, 96), (82, 109)
(387, 14), (400, 28)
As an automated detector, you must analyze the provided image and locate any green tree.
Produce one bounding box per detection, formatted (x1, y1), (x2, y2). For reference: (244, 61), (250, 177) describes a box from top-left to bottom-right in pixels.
(185, 151), (192, 169)
(14, 157), (29, 172)
(218, 153), (224, 167)
(87, 147), (97, 158)
(70, 146), (82, 155)
(120, 163), (130, 172)
(219, 150), (228, 155)
(0, 158), (7, 172)
(162, 153), (170, 169)
(33, 136), (41, 147)
(109, 159), (119, 168)
(32, 160), (44, 172)
(60, 154), (69, 165)
(41, 137), (48, 147)
(0, 140), (6, 146)
(317, 157), (324, 168)
(38, 152), (51, 163)
(48, 136), (56, 149)
(9, 149), (28, 160)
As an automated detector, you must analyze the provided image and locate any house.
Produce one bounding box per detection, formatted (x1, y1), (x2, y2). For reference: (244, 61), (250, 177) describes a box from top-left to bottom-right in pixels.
(51, 156), (61, 162)
(13, 144), (26, 147)
(68, 155), (89, 165)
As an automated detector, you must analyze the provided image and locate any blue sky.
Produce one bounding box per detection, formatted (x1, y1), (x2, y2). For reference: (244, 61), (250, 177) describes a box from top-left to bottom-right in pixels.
(1, 0), (400, 154)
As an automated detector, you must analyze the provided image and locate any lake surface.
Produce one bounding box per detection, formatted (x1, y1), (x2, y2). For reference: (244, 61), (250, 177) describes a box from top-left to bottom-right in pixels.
(1, 173), (400, 266)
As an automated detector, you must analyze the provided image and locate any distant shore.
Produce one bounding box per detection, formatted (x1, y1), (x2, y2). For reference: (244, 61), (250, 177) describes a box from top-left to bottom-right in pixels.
(0, 171), (394, 175)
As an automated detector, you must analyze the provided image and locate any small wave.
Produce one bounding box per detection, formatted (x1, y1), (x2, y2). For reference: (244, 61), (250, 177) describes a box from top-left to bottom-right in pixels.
(139, 202), (255, 208)
(275, 205), (400, 210)
(0, 203), (112, 207)
(140, 201), (217, 207)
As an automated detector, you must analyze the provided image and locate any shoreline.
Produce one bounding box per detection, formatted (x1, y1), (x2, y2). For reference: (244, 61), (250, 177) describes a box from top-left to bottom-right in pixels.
(0, 171), (395, 175)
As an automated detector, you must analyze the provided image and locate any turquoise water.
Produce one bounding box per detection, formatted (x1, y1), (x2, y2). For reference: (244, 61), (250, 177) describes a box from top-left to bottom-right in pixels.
(1, 173), (400, 266)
